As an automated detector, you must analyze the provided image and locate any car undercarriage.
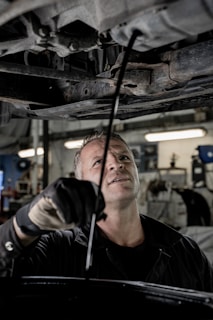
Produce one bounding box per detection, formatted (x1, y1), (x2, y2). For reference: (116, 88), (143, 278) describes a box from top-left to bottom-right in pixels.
(0, 0), (212, 124)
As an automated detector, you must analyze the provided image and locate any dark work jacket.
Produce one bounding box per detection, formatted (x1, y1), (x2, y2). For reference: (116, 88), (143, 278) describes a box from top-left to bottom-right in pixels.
(0, 214), (213, 293)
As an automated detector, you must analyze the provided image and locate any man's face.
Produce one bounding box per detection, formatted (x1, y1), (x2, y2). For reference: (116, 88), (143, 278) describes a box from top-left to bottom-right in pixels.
(79, 138), (140, 206)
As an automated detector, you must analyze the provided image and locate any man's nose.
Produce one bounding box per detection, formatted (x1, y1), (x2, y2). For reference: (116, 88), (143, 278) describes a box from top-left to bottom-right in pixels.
(107, 156), (123, 170)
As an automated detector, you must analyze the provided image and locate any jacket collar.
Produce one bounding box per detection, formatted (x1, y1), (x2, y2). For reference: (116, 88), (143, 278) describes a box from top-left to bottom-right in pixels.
(74, 214), (183, 251)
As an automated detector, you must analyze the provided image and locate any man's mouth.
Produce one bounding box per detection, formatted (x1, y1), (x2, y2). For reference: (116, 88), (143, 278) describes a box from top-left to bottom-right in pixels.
(109, 177), (129, 185)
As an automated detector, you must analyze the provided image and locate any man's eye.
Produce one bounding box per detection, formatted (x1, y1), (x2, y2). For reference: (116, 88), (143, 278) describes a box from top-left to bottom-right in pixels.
(93, 159), (102, 166)
(120, 155), (130, 161)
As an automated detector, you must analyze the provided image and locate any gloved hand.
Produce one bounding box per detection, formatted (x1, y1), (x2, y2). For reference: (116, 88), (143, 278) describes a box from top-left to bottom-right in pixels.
(16, 177), (106, 236)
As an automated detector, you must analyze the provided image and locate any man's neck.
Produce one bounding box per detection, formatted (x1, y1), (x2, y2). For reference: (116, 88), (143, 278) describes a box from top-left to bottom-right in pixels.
(97, 205), (145, 247)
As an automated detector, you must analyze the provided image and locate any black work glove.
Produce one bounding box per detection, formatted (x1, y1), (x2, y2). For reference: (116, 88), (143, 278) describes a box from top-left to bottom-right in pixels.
(16, 177), (106, 236)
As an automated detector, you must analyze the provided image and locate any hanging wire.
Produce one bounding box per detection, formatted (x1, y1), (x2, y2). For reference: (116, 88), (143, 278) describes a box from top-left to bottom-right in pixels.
(85, 29), (142, 278)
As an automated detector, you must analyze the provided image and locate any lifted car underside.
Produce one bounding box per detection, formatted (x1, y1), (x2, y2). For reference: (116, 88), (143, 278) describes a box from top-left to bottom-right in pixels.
(0, 0), (213, 124)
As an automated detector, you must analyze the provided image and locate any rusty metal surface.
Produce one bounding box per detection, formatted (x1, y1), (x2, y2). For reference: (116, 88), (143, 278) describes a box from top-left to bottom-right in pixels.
(0, 0), (212, 123)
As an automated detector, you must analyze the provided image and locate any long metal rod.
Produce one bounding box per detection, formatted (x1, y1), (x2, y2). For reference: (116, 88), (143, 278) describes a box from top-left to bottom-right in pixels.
(31, 120), (39, 196)
(85, 29), (142, 278)
(0, 61), (94, 81)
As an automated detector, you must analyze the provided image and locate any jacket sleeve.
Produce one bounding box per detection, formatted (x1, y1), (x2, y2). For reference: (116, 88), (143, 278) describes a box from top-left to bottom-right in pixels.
(0, 218), (24, 277)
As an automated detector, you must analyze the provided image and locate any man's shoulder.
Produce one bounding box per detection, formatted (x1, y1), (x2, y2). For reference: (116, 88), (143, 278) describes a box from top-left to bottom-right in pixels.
(140, 213), (180, 232)
(140, 214), (188, 245)
(140, 214), (205, 253)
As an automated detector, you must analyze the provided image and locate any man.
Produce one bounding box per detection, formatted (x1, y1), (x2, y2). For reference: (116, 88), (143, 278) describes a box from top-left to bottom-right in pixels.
(0, 131), (212, 293)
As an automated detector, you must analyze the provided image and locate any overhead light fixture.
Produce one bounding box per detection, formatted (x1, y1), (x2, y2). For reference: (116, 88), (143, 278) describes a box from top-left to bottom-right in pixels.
(18, 147), (44, 158)
(64, 139), (83, 149)
(145, 128), (206, 142)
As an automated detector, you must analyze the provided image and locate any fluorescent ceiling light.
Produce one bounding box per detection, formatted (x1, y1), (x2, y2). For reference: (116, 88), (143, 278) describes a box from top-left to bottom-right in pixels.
(64, 139), (83, 149)
(145, 128), (206, 142)
(18, 147), (44, 158)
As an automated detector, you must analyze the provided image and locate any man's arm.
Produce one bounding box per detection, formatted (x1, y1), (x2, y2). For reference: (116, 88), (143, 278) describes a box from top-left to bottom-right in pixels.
(13, 216), (39, 246)
(0, 218), (28, 277)
(0, 177), (105, 276)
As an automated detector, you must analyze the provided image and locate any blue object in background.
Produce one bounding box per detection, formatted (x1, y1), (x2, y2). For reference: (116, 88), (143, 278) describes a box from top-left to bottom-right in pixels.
(0, 170), (3, 191)
(0, 155), (30, 211)
(197, 145), (213, 164)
